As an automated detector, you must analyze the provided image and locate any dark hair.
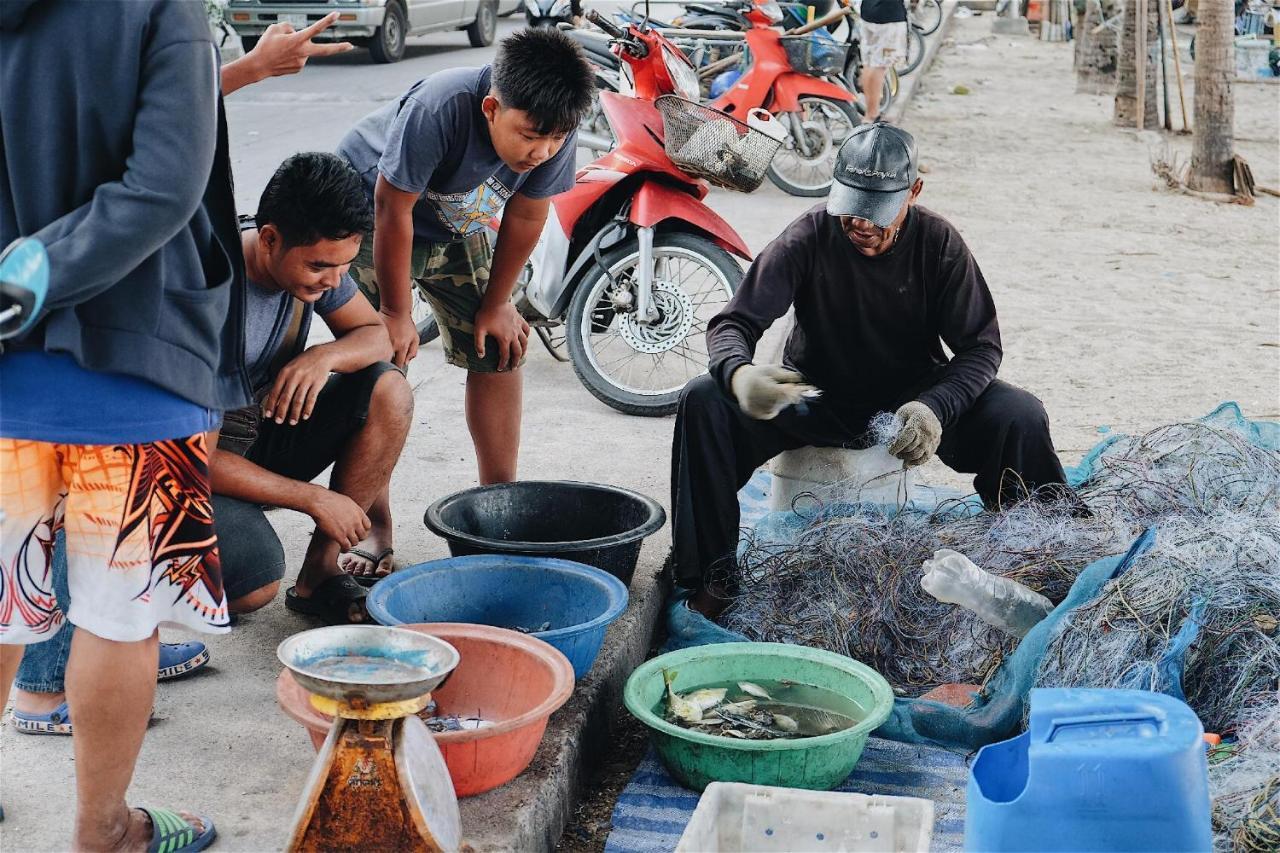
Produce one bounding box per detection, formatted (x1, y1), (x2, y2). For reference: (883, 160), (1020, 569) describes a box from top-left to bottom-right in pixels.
(255, 152), (373, 247)
(491, 28), (596, 135)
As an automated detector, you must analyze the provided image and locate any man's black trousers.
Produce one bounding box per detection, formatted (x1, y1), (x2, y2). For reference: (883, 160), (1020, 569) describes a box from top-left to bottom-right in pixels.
(669, 374), (1069, 590)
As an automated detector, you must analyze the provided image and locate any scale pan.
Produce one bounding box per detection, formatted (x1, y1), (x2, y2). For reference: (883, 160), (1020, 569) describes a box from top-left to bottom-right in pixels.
(278, 625), (460, 705)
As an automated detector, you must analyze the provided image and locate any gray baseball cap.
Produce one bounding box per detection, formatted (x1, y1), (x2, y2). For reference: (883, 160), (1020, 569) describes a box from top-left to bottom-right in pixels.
(826, 122), (918, 229)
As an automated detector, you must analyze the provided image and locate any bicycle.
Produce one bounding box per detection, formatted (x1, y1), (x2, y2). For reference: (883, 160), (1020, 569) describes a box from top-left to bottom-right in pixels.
(834, 0), (925, 77)
(825, 0), (901, 110)
(908, 0), (943, 35)
(895, 17), (927, 74)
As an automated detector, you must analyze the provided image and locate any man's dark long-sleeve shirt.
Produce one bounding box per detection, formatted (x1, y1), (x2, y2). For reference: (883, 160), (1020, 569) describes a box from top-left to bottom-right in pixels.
(707, 204), (1002, 428)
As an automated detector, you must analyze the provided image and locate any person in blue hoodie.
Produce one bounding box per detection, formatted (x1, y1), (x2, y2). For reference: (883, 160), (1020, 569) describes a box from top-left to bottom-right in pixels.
(4, 9), (357, 739)
(0, 1), (344, 848)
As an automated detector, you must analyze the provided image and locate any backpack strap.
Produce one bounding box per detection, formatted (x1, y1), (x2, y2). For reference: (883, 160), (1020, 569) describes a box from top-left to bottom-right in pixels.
(269, 296), (307, 380)
(237, 213), (309, 383)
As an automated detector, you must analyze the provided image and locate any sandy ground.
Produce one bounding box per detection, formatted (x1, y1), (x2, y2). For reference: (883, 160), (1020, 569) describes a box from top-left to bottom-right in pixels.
(3, 16), (1278, 852)
(907, 17), (1279, 453)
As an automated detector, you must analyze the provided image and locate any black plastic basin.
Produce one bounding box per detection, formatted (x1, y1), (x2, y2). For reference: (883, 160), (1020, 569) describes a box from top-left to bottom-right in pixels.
(423, 481), (667, 587)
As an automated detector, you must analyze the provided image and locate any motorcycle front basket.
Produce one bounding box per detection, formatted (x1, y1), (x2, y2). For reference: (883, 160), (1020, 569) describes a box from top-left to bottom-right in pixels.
(655, 96), (782, 193)
(779, 35), (849, 76)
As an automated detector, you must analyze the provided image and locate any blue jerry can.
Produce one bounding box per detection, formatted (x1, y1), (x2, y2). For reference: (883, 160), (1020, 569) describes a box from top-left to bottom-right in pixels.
(965, 688), (1212, 852)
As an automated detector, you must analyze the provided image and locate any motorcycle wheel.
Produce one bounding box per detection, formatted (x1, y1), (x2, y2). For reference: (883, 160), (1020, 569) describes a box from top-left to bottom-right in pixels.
(766, 96), (861, 197)
(566, 232), (742, 417)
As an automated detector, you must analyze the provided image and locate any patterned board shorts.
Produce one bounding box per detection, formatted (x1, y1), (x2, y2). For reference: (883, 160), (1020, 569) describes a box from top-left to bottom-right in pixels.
(0, 435), (229, 645)
(860, 20), (908, 68)
(350, 232), (527, 373)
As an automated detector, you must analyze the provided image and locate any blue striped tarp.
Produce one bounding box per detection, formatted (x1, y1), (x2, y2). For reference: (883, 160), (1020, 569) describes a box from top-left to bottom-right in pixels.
(604, 739), (969, 852)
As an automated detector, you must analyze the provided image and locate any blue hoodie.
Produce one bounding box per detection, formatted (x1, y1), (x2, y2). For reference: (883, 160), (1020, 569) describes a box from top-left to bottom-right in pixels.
(0, 0), (251, 415)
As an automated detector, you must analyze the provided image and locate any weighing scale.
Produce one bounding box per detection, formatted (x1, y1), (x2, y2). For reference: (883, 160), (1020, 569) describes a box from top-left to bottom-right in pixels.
(277, 625), (464, 853)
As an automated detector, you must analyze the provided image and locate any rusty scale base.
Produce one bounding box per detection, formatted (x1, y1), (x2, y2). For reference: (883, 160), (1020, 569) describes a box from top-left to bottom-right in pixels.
(285, 693), (461, 852)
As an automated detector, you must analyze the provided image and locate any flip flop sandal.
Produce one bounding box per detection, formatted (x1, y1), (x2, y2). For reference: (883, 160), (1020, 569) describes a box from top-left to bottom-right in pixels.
(140, 806), (216, 853)
(11, 701), (72, 735)
(341, 546), (395, 587)
(285, 573), (369, 625)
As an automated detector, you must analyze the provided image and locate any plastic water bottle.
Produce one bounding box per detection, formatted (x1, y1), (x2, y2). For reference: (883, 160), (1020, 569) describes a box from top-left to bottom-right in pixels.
(920, 549), (1054, 638)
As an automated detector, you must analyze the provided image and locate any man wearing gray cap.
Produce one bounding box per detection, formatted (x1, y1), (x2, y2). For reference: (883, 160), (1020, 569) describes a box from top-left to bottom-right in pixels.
(671, 122), (1069, 617)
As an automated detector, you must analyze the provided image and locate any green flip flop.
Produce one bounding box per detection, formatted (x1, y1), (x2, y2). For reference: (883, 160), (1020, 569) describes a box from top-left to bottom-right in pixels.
(140, 806), (216, 853)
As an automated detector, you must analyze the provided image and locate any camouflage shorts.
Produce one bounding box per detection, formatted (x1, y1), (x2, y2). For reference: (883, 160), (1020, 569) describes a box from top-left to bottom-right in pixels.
(350, 232), (525, 373)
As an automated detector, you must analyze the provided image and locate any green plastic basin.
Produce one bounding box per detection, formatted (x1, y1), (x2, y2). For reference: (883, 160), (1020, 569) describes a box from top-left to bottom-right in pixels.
(623, 643), (894, 792)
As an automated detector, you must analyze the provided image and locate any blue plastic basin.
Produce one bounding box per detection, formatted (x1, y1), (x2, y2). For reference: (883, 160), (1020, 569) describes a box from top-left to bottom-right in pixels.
(367, 555), (629, 679)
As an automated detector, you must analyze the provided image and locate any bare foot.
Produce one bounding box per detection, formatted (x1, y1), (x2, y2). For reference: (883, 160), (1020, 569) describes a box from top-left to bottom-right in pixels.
(337, 525), (394, 582)
(688, 587), (730, 620)
(13, 689), (65, 716)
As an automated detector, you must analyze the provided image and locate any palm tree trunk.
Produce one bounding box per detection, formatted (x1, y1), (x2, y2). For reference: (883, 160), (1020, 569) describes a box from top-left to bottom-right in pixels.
(1114, 0), (1159, 125)
(1076, 0), (1119, 91)
(1188, 0), (1234, 192)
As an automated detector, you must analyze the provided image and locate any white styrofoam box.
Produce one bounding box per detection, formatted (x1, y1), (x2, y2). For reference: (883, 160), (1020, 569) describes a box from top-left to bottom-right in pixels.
(1234, 37), (1274, 79)
(769, 445), (915, 511)
(676, 782), (934, 853)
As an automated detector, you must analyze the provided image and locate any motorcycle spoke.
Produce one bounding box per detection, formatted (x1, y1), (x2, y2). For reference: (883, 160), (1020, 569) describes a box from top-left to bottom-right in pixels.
(598, 348), (648, 372)
(579, 246), (735, 396)
(590, 328), (629, 357)
(689, 281), (729, 313)
(674, 259), (730, 313)
(770, 98), (855, 192)
(640, 343), (702, 388)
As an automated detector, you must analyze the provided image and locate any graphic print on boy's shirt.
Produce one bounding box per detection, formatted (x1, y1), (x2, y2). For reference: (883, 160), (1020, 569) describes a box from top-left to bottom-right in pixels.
(335, 65), (577, 245)
(426, 175), (514, 237)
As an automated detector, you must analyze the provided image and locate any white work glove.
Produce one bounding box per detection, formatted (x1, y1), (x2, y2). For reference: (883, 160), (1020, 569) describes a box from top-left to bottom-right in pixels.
(730, 363), (817, 420)
(888, 401), (942, 468)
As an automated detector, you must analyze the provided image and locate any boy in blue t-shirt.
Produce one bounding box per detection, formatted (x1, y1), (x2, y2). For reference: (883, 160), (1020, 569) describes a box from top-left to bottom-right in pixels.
(337, 27), (595, 484)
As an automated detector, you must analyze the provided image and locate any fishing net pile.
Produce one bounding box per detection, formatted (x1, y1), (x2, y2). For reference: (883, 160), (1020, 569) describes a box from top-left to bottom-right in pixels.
(1035, 421), (1280, 737)
(1209, 695), (1280, 852)
(722, 495), (1133, 695)
(1075, 422), (1280, 523)
(720, 417), (1280, 717)
(1034, 512), (1280, 733)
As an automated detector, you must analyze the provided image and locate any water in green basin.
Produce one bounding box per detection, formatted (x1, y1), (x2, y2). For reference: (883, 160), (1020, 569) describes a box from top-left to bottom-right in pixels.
(658, 677), (867, 740)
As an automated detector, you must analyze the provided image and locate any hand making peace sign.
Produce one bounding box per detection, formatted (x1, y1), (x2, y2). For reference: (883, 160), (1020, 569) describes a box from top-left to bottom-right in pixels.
(245, 11), (354, 78)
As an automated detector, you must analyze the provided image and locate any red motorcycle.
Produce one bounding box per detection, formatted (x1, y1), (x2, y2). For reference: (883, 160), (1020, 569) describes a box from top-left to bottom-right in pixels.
(708, 0), (861, 195)
(506, 10), (778, 416)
